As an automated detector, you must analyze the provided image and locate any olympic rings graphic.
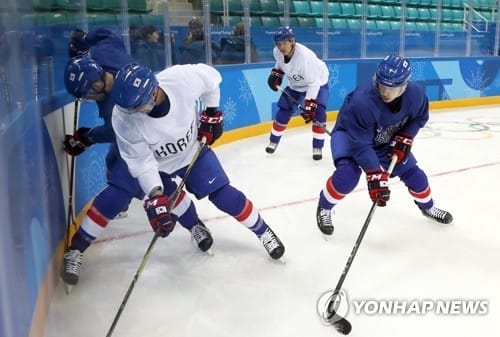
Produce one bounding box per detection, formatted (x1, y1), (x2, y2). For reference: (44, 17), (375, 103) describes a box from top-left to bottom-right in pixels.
(420, 115), (500, 140)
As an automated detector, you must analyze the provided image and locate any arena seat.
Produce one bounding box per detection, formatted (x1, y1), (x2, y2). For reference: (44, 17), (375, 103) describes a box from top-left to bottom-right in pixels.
(376, 20), (391, 30)
(259, 0), (280, 16)
(292, 0), (313, 17)
(261, 15), (280, 26)
(331, 18), (348, 30)
(327, 2), (341, 17)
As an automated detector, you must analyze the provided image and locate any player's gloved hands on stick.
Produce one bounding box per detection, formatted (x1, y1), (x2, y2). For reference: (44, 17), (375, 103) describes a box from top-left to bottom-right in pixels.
(63, 127), (92, 156)
(366, 169), (390, 206)
(143, 194), (176, 238)
(390, 132), (414, 164)
(198, 107), (223, 145)
(68, 29), (90, 57)
(267, 68), (284, 91)
(301, 99), (317, 123)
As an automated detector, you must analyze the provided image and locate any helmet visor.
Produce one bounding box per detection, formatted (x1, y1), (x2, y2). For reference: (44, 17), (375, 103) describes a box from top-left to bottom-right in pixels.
(376, 82), (407, 103)
(121, 95), (155, 114)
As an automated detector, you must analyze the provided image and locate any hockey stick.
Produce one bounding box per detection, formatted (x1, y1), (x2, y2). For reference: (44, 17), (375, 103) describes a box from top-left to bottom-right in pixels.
(105, 137), (207, 337)
(64, 100), (79, 250)
(276, 84), (332, 136)
(323, 154), (398, 335)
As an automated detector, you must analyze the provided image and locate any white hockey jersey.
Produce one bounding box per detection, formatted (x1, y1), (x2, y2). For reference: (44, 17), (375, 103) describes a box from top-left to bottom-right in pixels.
(273, 42), (329, 99)
(112, 63), (222, 195)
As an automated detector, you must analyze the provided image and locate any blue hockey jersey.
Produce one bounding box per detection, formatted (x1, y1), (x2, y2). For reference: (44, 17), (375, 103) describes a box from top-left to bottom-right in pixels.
(332, 80), (429, 171)
(84, 28), (136, 143)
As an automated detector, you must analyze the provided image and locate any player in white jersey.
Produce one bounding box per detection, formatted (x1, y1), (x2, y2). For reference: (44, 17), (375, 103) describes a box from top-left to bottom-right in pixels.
(111, 63), (285, 260)
(266, 26), (330, 160)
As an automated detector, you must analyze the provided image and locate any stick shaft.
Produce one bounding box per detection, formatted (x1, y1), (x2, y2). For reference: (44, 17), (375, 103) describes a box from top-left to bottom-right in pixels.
(330, 155), (398, 297)
(276, 85), (332, 136)
(105, 138), (206, 337)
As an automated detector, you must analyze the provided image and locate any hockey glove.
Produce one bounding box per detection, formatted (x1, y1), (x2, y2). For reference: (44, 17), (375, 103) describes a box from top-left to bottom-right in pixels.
(267, 68), (284, 91)
(366, 169), (390, 207)
(301, 99), (317, 124)
(68, 29), (90, 57)
(143, 195), (176, 238)
(198, 108), (223, 145)
(390, 132), (414, 164)
(63, 127), (92, 156)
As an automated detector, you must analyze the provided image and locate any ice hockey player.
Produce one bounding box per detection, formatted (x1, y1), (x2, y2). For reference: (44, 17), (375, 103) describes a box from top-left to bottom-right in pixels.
(110, 63), (285, 260)
(316, 55), (453, 235)
(266, 26), (329, 160)
(61, 29), (213, 288)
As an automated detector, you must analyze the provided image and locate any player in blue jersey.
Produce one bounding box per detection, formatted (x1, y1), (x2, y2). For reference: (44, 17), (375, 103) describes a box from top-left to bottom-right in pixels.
(110, 63), (285, 260)
(265, 26), (329, 160)
(316, 55), (453, 235)
(61, 28), (213, 287)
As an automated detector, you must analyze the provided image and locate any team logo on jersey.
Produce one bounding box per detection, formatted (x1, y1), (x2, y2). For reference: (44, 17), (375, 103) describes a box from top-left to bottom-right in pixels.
(153, 122), (195, 158)
(291, 74), (304, 82)
(374, 117), (409, 145)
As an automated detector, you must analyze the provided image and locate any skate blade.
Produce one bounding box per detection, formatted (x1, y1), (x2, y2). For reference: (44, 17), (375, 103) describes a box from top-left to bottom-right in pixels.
(201, 248), (214, 256)
(191, 240), (215, 256)
(268, 255), (286, 265)
(114, 211), (128, 220)
(61, 278), (73, 295)
(64, 283), (73, 295)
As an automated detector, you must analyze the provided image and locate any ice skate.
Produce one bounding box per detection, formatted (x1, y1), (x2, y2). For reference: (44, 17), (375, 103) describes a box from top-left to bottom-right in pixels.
(260, 227), (285, 260)
(61, 249), (83, 286)
(265, 142), (278, 154)
(191, 221), (214, 252)
(421, 206), (453, 224)
(316, 203), (334, 235)
(313, 148), (323, 161)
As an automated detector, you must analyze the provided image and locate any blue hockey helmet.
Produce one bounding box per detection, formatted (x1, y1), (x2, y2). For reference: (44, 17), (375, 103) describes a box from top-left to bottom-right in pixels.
(274, 26), (295, 42)
(64, 56), (104, 99)
(375, 55), (412, 87)
(112, 64), (158, 112)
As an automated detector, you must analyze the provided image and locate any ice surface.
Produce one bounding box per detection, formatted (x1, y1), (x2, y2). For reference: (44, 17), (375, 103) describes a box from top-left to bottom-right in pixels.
(46, 106), (500, 337)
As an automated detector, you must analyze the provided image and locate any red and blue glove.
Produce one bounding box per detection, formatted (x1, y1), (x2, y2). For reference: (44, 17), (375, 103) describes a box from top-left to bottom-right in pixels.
(198, 108), (223, 145)
(63, 127), (92, 156)
(301, 99), (317, 123)
(267, 68), (284, 91)
(143, 194), (176, 238)
(390, 132), (414, 164)
(366, 169), (390, 207)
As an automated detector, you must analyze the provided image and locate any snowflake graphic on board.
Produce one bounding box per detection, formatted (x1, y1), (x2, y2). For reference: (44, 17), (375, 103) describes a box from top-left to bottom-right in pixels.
(465, 67), (489, 91)
(337, 85), (350, 101)
(410, 62), (425, 81)
(328, 64), (340, 88)
(83, 150), (106, 198)
(238, 78), (252, 105)
(223, 97), (238, 125)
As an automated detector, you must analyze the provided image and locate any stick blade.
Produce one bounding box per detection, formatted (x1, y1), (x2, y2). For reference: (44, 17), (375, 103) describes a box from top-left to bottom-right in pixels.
(325, 309), (352, 335)
(332, 316), (352, 335)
